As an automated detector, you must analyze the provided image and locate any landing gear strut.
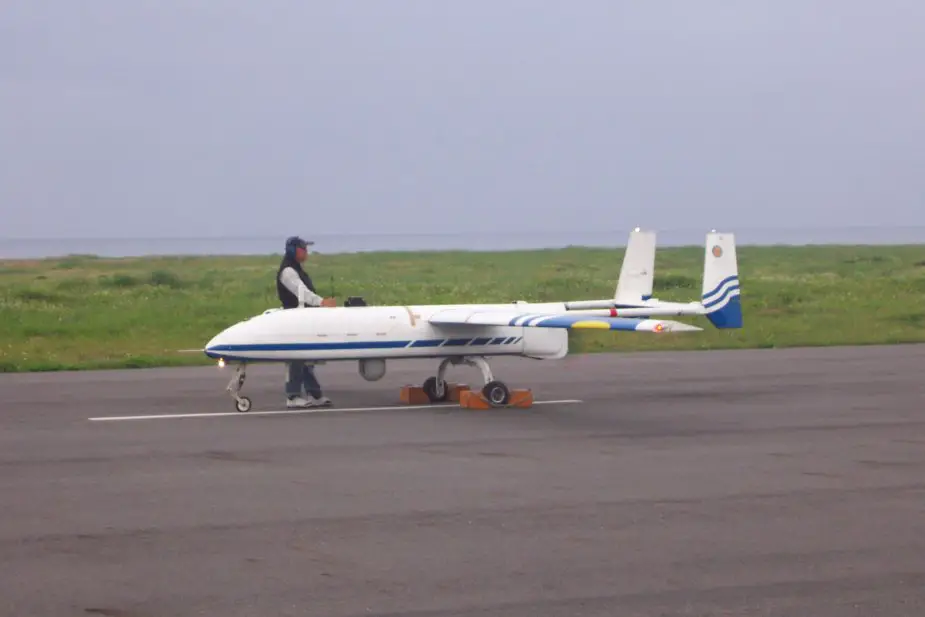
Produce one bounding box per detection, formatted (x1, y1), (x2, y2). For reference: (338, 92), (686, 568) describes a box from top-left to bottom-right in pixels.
(422, 356), (511, 407)
(226, 363), (252, 412)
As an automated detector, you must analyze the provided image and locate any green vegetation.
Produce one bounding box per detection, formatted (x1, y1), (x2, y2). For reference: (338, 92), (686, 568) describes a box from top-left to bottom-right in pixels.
(1, 244), (924, 372)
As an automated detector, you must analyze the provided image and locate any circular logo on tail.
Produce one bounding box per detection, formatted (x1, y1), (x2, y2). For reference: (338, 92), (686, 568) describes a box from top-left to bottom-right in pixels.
(712, 245), (723, 258)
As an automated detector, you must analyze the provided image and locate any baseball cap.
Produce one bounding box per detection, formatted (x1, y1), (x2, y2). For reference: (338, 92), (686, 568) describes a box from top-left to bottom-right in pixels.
(285, 236), (314, 252)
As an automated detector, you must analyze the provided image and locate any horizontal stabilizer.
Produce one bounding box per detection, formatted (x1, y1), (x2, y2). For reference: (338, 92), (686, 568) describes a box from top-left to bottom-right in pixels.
(428, 309), (702, 333)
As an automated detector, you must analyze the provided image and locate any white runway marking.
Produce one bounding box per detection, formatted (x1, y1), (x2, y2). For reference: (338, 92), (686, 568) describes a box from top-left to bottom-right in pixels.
(88, 399), (584, 422)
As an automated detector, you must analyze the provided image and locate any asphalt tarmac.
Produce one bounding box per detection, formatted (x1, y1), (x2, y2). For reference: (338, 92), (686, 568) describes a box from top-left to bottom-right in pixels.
(2, 344), (925, 616)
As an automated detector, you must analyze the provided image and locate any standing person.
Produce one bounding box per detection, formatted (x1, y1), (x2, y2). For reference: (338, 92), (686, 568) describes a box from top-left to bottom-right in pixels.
(277, 236), (334, 408)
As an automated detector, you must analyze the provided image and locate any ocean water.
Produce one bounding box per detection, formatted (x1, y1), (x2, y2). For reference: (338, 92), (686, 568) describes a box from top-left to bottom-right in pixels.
(2, 226), (925, 259)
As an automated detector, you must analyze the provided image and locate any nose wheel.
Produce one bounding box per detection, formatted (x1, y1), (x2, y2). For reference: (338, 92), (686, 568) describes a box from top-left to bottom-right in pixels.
(226, 363), (252, 412)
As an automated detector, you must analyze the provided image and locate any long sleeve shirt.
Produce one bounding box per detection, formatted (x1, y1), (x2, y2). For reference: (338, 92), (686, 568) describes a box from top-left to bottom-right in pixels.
(279, 266), (323, 307)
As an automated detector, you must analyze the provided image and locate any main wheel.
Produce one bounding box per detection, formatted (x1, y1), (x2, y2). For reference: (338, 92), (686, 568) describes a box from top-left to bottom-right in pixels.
(235, 396), (252, 412)
(422, 376), (448, 402)
(482, 381), (510, 407)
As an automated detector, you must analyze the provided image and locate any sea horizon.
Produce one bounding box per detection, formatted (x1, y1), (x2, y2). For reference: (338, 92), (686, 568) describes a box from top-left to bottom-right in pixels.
(2, 226), (925, 260)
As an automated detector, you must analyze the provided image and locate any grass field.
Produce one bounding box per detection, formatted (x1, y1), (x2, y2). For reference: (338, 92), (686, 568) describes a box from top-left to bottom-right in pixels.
(1, 244), (925, 372)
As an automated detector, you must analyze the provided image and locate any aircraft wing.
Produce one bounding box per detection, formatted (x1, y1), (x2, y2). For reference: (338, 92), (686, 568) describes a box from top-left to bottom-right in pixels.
(427, 308), (702, 332)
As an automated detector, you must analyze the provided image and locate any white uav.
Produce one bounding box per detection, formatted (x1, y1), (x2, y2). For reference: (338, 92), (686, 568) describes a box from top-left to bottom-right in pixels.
(204, 230), (742, 411)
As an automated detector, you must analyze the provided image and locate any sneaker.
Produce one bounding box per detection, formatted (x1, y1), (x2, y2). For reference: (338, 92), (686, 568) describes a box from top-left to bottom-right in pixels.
(286, 396), (312, 408)
(313, 396), (332, 407)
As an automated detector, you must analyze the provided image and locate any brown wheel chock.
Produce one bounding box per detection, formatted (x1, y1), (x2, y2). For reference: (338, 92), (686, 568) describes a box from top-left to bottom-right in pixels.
(400, 382), (470, 405)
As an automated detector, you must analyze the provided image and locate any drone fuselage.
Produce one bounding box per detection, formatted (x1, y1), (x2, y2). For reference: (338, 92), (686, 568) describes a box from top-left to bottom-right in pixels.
(204, 301), (570, 366)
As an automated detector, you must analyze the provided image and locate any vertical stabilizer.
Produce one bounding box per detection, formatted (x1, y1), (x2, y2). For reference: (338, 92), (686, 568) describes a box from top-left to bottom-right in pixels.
(701, 231), (742, 328)
(614, 229), (655, 304)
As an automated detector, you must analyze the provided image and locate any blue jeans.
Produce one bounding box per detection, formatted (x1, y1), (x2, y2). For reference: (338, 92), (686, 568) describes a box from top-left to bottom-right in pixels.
(286, 362), (323, 399)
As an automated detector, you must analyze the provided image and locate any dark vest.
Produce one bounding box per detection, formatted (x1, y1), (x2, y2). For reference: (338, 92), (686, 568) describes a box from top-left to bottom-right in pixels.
(276, 256), (317, 308)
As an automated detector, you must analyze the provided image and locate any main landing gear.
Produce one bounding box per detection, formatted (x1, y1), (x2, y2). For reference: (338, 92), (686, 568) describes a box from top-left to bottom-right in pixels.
(421, 356), (511, 407)
(226, 362), (252, 412)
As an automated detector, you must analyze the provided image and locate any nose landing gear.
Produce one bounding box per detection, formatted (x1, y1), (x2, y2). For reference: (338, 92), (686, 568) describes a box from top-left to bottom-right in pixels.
(226, 362), (252, 412)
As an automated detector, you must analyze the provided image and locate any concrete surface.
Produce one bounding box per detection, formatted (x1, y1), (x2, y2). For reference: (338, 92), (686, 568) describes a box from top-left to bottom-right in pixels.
(1, 345), (924, 616)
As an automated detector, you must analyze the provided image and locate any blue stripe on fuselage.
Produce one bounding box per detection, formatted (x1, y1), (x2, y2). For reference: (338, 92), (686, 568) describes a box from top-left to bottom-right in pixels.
(444, 338), (471, 346)
(411, 339), (444, 347)
(205, 337), (522, 357)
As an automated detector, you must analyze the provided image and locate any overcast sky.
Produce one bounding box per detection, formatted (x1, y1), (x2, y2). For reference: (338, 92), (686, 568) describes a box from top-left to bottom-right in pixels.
(2, 1), (923, 239)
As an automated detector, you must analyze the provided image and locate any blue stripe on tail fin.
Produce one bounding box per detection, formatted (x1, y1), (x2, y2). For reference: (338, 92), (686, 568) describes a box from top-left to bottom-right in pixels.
(703, 277), (742, 328)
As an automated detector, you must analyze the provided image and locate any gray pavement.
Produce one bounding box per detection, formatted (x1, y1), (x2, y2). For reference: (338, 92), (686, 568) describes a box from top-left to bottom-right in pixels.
(2, 345), (925, 616)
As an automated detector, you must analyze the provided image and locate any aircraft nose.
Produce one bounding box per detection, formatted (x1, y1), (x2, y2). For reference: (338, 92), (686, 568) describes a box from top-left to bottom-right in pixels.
(204, 330), (228, 359)
(204, 314), (266, 360)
